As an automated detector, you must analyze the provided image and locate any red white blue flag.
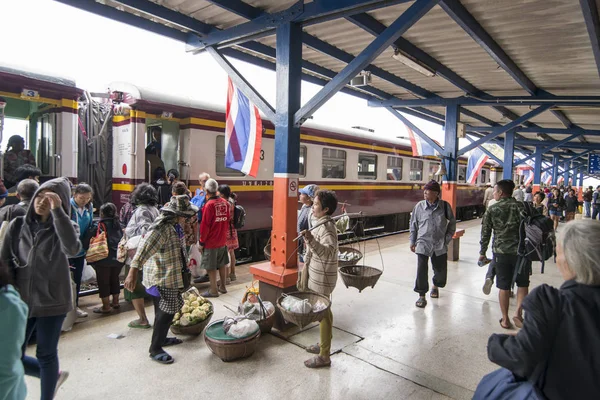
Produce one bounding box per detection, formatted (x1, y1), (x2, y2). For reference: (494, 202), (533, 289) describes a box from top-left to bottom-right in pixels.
(407, 127), (436, 157)
(517, 161), (534, 185)
(466, 148), (489, 184)
(542, 171), (552, 185)
(225, 77), (263, 177)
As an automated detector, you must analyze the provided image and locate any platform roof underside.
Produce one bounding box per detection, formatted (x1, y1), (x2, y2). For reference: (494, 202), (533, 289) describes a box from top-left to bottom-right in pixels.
(59, 0), (600, 160)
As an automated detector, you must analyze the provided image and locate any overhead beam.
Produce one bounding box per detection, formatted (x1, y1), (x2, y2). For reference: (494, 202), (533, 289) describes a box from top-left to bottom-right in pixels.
(295, 0), (439, 124)
(369, 95), (600, 107)
(387, 107), (445, 155)
(580, 0), (600, 79)
(204, 0), (263, 19)
(516, 140), (600, 150)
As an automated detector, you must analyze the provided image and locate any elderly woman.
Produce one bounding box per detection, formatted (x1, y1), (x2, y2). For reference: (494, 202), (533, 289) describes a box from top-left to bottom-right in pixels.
(125, 195), (198, 364)
(297, 184), (319, 262)
(475, 219), (600, 399)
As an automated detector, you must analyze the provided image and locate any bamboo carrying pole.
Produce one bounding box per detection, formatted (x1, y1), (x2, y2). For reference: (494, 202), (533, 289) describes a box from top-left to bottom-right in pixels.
(293, 212), (364, 242)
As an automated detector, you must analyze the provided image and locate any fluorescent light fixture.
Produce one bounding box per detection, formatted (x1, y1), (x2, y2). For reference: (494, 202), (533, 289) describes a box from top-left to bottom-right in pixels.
(392, 50), (436, 77)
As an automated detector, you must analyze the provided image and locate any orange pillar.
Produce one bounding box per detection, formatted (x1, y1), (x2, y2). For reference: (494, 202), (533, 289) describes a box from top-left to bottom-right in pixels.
(442, 181), (458, 214)
(533, 184), (540, 194)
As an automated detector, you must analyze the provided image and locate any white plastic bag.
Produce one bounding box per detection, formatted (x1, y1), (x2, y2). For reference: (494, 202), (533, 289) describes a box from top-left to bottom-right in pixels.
(61, 278), (77, 332)
(281, 295), (312, 314)
(313, 299), (327, 313)
(225, 318), (259, 339)
(188, 243), (206, 277)
(81, 260), (96, 283)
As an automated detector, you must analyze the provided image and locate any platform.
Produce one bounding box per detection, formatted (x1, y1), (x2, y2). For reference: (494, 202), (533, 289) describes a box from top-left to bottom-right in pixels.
(28, 218), (565, 400)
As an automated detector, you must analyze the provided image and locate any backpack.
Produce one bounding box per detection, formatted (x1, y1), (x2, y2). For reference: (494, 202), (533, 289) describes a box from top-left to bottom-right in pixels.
(232, 203), (246, 230)
(518, 202), (555, 273)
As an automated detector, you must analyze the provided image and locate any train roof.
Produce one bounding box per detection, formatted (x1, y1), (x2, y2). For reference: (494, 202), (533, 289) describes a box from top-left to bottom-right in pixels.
(0, 63), (82, 100)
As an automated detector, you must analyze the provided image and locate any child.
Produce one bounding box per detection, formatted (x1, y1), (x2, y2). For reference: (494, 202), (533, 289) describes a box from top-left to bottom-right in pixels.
(91, 203), (125, 314)
(298, 190), (338, 369)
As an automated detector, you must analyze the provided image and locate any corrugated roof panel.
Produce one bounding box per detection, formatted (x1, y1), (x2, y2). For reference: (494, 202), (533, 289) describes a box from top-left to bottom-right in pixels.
(161, 0), (247, 29)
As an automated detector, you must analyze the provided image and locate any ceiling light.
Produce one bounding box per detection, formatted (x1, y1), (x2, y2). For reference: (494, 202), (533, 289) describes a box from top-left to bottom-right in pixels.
(392, 49), (436, 77)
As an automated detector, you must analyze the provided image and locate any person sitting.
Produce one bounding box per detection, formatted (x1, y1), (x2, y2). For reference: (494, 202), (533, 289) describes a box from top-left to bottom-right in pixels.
(475, 219), (600, 399)
(3, 165), (41, 208)
(2, 135), (36, 189)
(0, 179), (39, 224)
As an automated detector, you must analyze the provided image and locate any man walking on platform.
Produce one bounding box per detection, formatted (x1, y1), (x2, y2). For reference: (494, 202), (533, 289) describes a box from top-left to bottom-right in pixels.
(479, 180), (530, 330)
(583, 186), (593, 218)
(409, 180), (456, 308)
(592, 186), (600, 220)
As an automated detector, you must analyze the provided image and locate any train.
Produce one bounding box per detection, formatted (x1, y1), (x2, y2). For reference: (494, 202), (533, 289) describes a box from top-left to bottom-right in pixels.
(0, 65), (500, 260)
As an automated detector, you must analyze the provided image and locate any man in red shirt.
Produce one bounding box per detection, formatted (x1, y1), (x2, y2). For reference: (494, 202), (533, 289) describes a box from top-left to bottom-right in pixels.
(199, 178), (230, 297)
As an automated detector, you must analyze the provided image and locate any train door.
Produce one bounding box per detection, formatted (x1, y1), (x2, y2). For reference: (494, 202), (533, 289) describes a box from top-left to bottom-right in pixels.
(35, 112), (58, 177)
(159, 120), (180, 174)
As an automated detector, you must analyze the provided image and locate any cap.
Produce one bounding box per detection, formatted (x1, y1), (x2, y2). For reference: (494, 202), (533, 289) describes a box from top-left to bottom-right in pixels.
(299, 184), (319, 198)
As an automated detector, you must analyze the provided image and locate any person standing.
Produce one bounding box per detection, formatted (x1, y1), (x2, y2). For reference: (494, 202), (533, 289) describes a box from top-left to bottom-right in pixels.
(218, 184), (239, 282)
(592, 186), (600, 220)
(479, 180), (530, 330)
(1, 177), (81, 399)
(523, 185), (533, 202)
(125, 195), (198, 364)
(69, 183), (95, 318)
(192, 172), (211, 284)
(298, 184), (319, 262)
(582, 186), (593, 218)
(0, 179), (38, 223)
(145, 126), (162, 157)
(299, 190), (339, 369)
(409, 180), (456, 308)
(198, 179), (230, 297)
(482, 183), (494, 209)
(3, 165), (41, 208)
(532, 192), (549, 216)
(512, 185), (525, 202)
(564, 189), (578, 222)
(2, 135), (36, 189)
(548, 188), (564, 231)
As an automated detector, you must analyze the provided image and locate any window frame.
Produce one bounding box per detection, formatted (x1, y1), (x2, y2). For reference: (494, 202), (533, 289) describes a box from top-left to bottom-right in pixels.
(458, 165), (467, 183)
(386, 156), (403, 181)
(321, 147), (346, 179)
(409, 159), (424, 181)
(358, 152), (378, 180)
(299, 145), (307, 177)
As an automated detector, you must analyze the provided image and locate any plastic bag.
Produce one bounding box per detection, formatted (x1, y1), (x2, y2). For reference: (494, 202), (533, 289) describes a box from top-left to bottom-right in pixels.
(188, 243), (206, 277)
(223, 316), (259, 338)
(281, 295), (312, 313)
(313, 299), (327, 313)
(61, 277), (77, 332)
(239, 300), (275, 320)
(81, 260), (96, 283)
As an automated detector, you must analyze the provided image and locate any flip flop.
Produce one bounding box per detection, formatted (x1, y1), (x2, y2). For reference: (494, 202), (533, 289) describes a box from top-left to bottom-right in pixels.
(93, 307), (112, 314)
(304, 356), (331, 369)
(430, 288), (439, 298)
(499, 318), (512, 330)
(513, 316), (524, 329)
(201, 291), (219, 298)
(306, 344), (321, 354)
(163, 337), (183, 347)
(111, 304), (121, 309)
(415, 297), (427, 308)
(128, 320), (152, 329)
(218, 286), (228, 294)
(150, 352), (174, 365)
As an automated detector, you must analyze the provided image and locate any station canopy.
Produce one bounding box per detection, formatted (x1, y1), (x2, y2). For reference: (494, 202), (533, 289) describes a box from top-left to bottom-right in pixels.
(56, 0), (600, 161)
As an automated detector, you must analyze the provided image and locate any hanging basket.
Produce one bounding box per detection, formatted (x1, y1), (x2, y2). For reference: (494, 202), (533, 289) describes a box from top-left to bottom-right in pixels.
(204, 320), (261, 362)
(276, 292), (331, 329)
(337, 246), (363, 268)
(338, 265), (382, 292)
(170, 312), (213, 335)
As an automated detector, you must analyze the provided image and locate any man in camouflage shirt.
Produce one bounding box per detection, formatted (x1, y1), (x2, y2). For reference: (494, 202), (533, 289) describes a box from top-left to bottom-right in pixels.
(479, 179), (530, 329)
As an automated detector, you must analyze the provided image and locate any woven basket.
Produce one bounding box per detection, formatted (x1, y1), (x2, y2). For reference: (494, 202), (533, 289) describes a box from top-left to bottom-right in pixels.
(170, 312), (213, 336)
(256, 310), (275, 333)
(339, 265), (382, 293)
(204, 320), (261, 362)
(276, 292), (331, 329)
(337, 247), (363, 268)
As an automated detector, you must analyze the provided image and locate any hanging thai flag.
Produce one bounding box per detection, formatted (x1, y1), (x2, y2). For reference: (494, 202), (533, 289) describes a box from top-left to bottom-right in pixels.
(523, 169), (534, 185)
(466, 148), (489, 184)
(542, 172), (552, 185)
(557, 175), (564, 185)
(407, 127), (436, 157)
(225, 77), (263, 177)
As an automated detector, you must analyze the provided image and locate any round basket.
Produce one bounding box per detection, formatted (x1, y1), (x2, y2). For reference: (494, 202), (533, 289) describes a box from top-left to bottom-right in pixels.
(276, 292), (331, 329)
(170, 312), (213, 336)
(204, 320), (261, 362)
(256, 310), (275, 333)
(338, 246), (363, 268)
(338, 265), (382, 293)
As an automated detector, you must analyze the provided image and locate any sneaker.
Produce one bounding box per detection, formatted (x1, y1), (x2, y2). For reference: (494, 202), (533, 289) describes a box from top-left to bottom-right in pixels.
(482, 278), (493, 295)
(76, 308), (88, 318)
(55, 370), (69, 397)
(229, 273), (237, 282)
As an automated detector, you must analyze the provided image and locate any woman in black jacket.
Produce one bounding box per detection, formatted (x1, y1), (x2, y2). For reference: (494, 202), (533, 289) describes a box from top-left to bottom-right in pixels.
(91, 203), (124, 314)
(480, 219), (600, 399)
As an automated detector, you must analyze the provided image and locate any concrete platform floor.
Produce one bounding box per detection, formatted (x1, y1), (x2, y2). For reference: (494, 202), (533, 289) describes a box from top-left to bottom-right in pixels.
(25, 219), (565, 400)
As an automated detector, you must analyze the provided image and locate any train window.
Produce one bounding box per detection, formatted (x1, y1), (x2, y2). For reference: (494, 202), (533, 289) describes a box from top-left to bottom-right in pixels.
(358, 153), (377, 180)
(299, 146), (307, 177)
(458, 166), (467, 183)
(480, 169), (488, 184)
(215, 135), (245, 177)
(409, 159), (423, 181)
(322, 148), (346, 179)
(387, 156), (403, 181)
(428, 162), (442, 183)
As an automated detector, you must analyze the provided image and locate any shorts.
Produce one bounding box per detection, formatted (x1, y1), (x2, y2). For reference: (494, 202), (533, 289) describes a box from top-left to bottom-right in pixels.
(548, 209), (560, 217)
(492, 253), (530, 291)
(123, 264), (147, 300)
(201, 246), (229, 271)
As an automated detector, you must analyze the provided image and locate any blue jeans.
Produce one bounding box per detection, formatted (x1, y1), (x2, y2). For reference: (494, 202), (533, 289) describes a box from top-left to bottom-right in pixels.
(69, 256), (85, 305)
(22, 314), (66, 400)
(584, 201), (591, 217)
(593, 206), (600, 220)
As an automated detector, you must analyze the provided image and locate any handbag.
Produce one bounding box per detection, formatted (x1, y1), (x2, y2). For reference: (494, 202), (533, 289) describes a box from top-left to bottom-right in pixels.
(86, 223), (109, 263)
(117, 234), (128, 263)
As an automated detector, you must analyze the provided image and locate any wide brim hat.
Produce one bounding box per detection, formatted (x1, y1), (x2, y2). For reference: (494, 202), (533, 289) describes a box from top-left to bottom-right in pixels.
(162, 195), (199, 216)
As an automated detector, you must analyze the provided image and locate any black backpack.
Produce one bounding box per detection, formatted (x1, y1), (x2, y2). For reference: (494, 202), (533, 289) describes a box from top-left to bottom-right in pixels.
(519, 202), (555, 273)
(232, 203), (246, 230)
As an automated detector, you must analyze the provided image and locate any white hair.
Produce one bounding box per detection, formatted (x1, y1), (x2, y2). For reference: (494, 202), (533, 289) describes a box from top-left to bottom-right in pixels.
(205, 178), (218, 194)
(557, 219), (600, 285)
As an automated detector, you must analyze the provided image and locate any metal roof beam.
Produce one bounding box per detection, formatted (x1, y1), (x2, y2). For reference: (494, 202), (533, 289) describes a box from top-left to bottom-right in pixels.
(387, 107), (445, 155)
(516, 140), (600, 150)
(295, 0), (439, 124)
(204, 0), (263, 20)
(397, 108), (445, 125)
(369, 95), (600, 107)
(514, 133), (583, 166)
(458, 105), (553, 156)
(439, 0), (537, 95)
(580, 0), (600, 80)
(298, 0), (414, 26)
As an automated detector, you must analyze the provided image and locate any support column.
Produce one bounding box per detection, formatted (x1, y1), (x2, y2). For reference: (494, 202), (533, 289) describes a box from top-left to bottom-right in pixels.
(563, 161), (570, 187)
(250, 22), (302, 296)
(552, 154), (560, 186)
(502, 129), (515, 180)
(533, 146), (542, 194)
(442, 104), (459, 213)
(578, 171), (585, 200)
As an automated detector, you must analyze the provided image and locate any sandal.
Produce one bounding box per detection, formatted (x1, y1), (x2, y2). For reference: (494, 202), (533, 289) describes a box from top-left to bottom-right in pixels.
(218, 286), (228, 294)
(430, 288), (439, 298)
(415, 297), (427, 308)
(93, 307), (112, 314)
(306, 344), (321, 354)
(163, 337), (183, 347)
(201, 291), (219, 298)
(128, 320), (151, 329)
(512, 316), (524, 329)
(304, 355), (331, 369)
(111, 304), (121, 309)
(499, 318), (512, 330)
(150, 352), (174, 365)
